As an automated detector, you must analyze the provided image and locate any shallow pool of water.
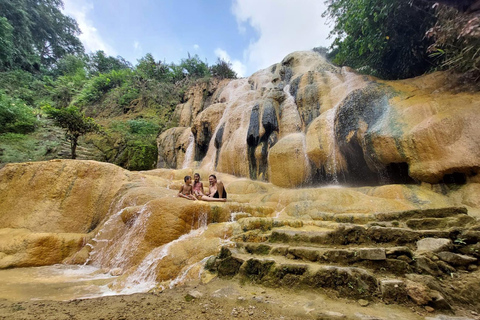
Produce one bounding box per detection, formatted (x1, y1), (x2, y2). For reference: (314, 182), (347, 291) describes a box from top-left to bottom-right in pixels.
(0, 264), (117, 301)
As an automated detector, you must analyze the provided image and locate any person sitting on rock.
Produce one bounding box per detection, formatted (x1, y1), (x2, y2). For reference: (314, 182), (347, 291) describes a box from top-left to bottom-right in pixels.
(193, 173), (205, 198)
(198, 174), (227, 202)
(178, 175), (196, 200)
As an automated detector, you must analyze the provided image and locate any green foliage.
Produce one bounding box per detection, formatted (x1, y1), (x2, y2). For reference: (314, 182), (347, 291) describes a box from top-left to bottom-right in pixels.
(180, 53), (210, 79)
(0, 131), (59, 164)
(87, 50), (131, 75)
(136, 53), (171, 82)
(43, 104), (101, 159)
(122, 140), (158, 171)
(0, 17), (13, 64)
(427, 5), (480, 82)
(0, 91), (37, 134)
(210, 58), (237, 79)
(0, 0), (83, 71)
(75, 69), (133, 106)
(323, 0), (436, 79)
(50, 54), (88, 77)
(0, 70), (49, 106)
(127, 119), (160, 135)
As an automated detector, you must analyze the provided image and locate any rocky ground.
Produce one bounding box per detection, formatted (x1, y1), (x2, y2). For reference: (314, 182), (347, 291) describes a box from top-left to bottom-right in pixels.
(0, 278), (478, 320)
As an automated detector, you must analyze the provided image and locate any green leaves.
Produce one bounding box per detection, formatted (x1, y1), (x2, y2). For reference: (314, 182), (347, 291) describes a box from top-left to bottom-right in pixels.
(0, 0), (83, 71)
(0, 91), (37, 134)
(324, 0), (436, 79)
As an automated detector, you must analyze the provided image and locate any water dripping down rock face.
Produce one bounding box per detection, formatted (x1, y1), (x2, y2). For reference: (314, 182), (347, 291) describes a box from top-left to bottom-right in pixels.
(159, 50), (480, 187)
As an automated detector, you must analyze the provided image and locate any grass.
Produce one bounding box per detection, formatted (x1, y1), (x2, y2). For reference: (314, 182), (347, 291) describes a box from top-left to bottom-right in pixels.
(0, 118), (63, 167)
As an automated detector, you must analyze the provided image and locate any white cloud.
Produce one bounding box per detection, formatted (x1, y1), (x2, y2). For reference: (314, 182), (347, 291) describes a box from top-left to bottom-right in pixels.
(193, 44), (200, 50)
(232, 0), (332, 75)
(214, 48), (247, 78)
(62, 0), (116, 55)
(133, 41), (142, 55)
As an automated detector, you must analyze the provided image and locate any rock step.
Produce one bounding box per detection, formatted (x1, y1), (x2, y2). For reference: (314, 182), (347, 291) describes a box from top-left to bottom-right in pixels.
(207, 249), (404, 300)
(374, 207), (468, 222)
(403, 215), (475, 230)
(269, 225), (458, 246)
(236, 243), (414, 275)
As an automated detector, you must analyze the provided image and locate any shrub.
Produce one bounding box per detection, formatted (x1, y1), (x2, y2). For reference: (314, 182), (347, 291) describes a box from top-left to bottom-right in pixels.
(210, 58), (237, 79)
(427, 5), (480, 83)
(75, 69), (133, 106)
(127, 119), (160, 135)
(323, 0), (436, 79)
(0, 91), (37, 134)
(124, 140), (158, 170)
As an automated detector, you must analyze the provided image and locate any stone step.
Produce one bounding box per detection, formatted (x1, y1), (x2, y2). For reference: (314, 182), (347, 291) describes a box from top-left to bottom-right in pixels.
(374, 207), (468, 222)
(206, 248), (406, 300)
(404, 215), (475, 230)
(269, 225), (457, 246)
(236, 242), (414, 275)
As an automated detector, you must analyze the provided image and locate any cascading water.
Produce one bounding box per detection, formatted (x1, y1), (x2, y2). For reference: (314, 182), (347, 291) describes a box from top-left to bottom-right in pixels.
(87, 204), (152, 270)
(200, 79), (250, 172)
(113, 225), (208, 294)
(182, 132), (195, 169)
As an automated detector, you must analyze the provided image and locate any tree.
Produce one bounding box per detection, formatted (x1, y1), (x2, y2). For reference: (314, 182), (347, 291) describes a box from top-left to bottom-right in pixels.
(87, 51), (131, 75)
(180, 53), (210, 79)
(0, 17), (13, 65)
(210, 58), (237, 79)
(43, 105), (101, 159)
(323, 0), (436, 79)
(136, 53), (171, 82)
(0, 0), (84, 71)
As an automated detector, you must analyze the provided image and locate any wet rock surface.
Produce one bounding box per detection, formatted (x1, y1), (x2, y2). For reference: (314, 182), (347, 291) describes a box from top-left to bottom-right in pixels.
(159, 51), (480, 188)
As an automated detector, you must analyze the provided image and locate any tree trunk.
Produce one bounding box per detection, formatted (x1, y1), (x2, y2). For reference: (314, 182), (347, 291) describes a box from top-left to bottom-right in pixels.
(71, 136), (78, 159)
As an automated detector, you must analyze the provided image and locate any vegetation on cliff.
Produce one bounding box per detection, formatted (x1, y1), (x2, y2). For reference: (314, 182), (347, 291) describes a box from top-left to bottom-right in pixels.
(324, 0), (480, 82)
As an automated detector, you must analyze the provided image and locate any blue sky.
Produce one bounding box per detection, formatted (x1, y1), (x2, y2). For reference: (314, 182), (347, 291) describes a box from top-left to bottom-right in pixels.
(63, 0), (332, 77)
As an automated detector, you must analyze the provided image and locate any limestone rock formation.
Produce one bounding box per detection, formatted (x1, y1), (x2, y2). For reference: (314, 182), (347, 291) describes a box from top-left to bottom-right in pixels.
(158, 51), (480, 188)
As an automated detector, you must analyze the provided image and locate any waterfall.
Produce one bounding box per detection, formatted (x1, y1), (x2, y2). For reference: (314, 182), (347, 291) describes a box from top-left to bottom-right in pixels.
(182, 132), (195, 169)
(87, 205), (152, 269)
(114, 226), (208, 294)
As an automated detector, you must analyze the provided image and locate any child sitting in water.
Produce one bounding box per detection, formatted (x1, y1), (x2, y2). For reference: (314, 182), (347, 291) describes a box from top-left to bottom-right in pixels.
(193, 173), (205, 198)
(178, 175), (196, 200)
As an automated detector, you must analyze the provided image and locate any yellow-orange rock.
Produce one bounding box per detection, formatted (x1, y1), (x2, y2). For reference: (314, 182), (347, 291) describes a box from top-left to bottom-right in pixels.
(0, 160), (129, 233)
(268, 133), (310, 188)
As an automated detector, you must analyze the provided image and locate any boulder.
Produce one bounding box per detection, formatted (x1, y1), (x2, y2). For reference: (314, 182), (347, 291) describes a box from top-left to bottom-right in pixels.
(268, 133), (310, 188)
(436, 252), (477, 266)
(417, 238), (453, 253)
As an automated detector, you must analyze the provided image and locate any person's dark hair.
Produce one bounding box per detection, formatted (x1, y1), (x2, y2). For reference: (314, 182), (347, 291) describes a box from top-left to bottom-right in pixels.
(209, 174), (217, 180)
(184, 175), (191, 182)
(194, 173), (200, 178)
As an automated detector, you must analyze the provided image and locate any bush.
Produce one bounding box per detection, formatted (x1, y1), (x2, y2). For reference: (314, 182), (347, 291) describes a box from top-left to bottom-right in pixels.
(127, 119), (160, 135)
(0, 91), (37, 134)
(123, 140), (158, 171)
(0, 70), (48, 107)
(210, 58), (237, 79)
(180, 53), (210, 79)
(323, 0), (436, 79)
(75, 69), (133, 106)
(427, 5), (480, 82)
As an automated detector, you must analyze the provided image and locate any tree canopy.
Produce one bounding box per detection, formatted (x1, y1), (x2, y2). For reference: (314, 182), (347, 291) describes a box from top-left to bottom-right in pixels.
(323, 0), (436, 79)
(0, 0), (83, 71)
